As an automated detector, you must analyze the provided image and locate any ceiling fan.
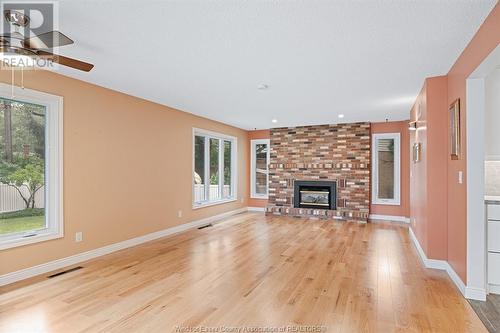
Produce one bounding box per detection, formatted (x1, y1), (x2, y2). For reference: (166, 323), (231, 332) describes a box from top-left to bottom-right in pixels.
(0, 9), (94, 72)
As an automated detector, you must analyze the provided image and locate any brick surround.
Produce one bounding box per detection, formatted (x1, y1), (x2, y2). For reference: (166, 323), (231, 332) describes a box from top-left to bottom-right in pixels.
(266, 122), (371, 221)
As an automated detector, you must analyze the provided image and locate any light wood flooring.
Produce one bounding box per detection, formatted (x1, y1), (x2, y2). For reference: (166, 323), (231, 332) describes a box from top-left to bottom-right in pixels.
(0, 213), (487, 332)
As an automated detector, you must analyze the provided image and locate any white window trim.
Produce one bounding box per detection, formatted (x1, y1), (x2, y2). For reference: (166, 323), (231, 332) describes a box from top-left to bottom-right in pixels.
(250, 139), (270, 199)
(371, 132), (400, 205)
(192, 128), (237, 209)
(0, 83), (64, 250)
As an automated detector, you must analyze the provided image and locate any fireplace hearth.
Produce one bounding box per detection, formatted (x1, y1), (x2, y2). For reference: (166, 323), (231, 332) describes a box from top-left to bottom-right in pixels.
(293, 180), (337, 210)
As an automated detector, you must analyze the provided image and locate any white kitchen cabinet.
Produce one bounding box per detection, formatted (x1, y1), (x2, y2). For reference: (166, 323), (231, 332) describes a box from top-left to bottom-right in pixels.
(488, 221), (500, 252)
(488, 202), (500, 294)
(488, 253), (500, 285)
(488, 204), (500, 221)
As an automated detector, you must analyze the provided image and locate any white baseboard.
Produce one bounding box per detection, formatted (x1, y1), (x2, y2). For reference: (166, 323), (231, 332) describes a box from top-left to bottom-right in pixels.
(409, 227), (448, 269)
(489, 284), (500, 295)
(408, 227), (486, 301)
(247, 207), (265, 212)
(0, 207), (248, 287)
(444, 261), (466, 296)
(466, 286), (487, 301)
(369, 214), (410, 223)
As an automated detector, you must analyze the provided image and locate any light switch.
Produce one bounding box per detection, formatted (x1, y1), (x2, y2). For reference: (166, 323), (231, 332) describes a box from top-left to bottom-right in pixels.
(458, 171), (463, 184)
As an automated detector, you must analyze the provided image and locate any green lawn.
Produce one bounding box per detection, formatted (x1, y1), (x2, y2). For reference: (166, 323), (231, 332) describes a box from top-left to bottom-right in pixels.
(0, 209), (45, 234)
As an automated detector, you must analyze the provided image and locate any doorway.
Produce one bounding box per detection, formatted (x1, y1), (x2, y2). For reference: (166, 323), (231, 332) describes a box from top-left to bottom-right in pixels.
(466, 43), (500, 331)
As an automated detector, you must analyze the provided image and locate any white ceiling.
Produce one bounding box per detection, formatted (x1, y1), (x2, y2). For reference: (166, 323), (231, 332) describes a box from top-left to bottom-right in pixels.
(51, 0), (496, 130)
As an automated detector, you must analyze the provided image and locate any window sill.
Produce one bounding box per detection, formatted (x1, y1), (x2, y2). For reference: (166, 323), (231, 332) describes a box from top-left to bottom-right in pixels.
(251, 194), (269, 200)
(193, 198), (237, 210)
(372, 200), (401, 206)
(0, 230), (63, 250)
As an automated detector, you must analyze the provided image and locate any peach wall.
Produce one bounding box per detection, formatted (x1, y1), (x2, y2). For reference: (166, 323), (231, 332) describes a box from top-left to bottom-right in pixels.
(0, 69), (248, 276)
(410, 84), (429, 255)
(425, 76), (449, 260)
(247, 130), (270, 208)
(409, 3), (500, 283)
(370, 121), (410, 218)
(409, 77), (448, 261)
(446, 2), (500, 282)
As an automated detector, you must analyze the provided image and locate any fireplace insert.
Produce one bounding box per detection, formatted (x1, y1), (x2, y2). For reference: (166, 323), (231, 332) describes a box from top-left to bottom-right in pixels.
(293, 180), (337, 210)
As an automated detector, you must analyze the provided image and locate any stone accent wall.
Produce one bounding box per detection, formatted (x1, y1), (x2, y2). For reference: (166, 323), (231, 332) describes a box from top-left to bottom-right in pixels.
(266, 122), (371, 221)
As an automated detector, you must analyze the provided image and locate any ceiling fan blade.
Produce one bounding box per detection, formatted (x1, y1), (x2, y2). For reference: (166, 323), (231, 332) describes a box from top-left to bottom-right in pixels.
(37, 50), (93, 72)
(24, 31), (74, 49)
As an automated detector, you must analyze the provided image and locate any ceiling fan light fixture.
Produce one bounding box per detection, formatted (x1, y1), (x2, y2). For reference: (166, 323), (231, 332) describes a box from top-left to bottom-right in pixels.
(0, 10), (93, 72)
(4, 10), (30, 27)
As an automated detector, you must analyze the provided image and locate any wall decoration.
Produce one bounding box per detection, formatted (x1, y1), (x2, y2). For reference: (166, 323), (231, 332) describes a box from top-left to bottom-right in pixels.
(449, 99), (461, 160)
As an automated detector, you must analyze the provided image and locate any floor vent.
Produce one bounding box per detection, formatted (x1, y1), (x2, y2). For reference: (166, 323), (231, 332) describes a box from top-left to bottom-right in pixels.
(197, 223), (213, 230)
(47, 266), (83, 278)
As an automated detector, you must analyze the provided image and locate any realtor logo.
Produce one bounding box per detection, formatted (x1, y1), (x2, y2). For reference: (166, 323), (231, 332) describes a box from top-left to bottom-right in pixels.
(1, 1), (57, 40)
(0, 1), (59, 68)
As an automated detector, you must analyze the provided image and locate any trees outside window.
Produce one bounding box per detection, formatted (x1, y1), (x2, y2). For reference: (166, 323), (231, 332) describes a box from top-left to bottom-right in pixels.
(0, 99), (46, 235)
(372, 133), (401, 205)
(0, 85), (63, 250)
(193, 129), (236, 207)
(251, 139), (270, 199)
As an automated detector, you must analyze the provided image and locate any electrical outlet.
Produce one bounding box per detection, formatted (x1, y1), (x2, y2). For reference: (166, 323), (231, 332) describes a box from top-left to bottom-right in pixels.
(178, 210), (182, 218)
(75, 232), (83, 242)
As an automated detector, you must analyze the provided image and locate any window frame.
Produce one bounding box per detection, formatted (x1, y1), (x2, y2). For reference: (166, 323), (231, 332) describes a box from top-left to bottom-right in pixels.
(0, 83), (64, 250)
(371, 132), (401, 205)
(250, 139), (270, 199)
(192, 128), (237, 209)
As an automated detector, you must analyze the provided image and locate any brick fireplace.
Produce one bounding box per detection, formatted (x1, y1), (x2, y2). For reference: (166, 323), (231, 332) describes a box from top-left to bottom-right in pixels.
(266, 122), (370, 221)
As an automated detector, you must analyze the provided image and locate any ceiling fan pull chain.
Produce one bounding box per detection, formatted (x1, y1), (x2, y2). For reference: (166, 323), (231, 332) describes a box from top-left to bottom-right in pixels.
(11, 66), (14, 98)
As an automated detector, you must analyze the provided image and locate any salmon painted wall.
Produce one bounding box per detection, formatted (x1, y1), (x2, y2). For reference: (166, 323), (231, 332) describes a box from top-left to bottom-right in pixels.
(370, 121), (410, 218)
(446, 2), (500, 282)
(410, 85), (429, 255)
(426, 76), (449, 260)
(248, 130), (270, 208)
(0, 69), (249, 276)
(410, 77), (449, 261)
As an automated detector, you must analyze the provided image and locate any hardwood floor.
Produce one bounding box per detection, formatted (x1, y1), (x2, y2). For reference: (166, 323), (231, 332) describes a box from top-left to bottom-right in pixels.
(0, 213), (487, 332)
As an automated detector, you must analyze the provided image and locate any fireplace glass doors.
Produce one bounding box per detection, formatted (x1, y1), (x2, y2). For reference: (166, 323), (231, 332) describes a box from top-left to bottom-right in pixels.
(293, 181), (337, 210)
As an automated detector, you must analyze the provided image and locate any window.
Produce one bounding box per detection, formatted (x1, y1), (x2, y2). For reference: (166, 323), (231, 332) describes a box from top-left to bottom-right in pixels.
(251, 139), (270, 199)
(0, 84), (63, 250)
(372, 133), (400, 205)
(193, 129), (236, 207)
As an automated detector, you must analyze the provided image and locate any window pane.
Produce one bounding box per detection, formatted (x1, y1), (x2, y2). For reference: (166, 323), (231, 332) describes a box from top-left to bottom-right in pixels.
(255, 143), (268, 195)
(377, 138), (395, 199)
(0, 98), (46, 235)
(194, 135), (206, 202)
(209, 138), (220, 201)
(223, 140), (231, 198)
